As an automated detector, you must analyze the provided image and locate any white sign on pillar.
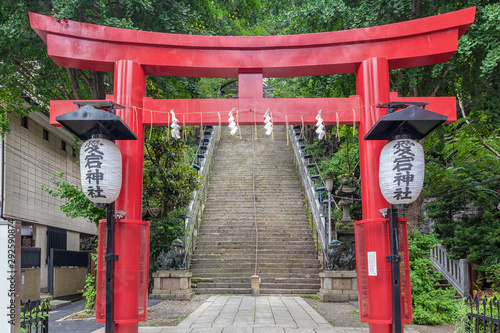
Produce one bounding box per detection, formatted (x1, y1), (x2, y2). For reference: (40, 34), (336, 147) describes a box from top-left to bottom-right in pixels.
(0, 220), (16, 332)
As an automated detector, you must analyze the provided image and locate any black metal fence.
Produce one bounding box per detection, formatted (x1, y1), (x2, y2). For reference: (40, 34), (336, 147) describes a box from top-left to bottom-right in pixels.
(21, 247), (41, 268)
(20, 299), (50, 333)
(466, 295), (500, 332)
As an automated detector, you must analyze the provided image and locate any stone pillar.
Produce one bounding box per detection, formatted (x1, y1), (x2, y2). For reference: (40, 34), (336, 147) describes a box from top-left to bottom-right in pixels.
(318, 271), (358, 302)
(251, 275), (260, 296)
(151, 271), (194, 300)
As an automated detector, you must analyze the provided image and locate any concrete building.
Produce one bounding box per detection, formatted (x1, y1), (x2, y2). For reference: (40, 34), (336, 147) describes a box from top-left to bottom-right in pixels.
(3, 110), (97, 293)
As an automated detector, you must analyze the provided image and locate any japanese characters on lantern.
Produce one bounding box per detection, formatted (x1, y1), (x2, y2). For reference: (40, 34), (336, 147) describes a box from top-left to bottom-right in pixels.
(379, 138), (424, 205)
(80, 138), (122, 204)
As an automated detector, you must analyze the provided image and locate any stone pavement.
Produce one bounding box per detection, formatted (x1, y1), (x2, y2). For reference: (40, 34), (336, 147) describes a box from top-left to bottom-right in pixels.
(93, 295), (419, 333)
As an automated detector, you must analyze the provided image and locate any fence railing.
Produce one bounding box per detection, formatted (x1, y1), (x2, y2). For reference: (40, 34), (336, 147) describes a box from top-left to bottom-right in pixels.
(183, 126), (219, 269)
(21, 247), (41, 268)
(430, 243), (469, 297)
(20, 299), (50, 333)
(465, 295), (500, 332)
(288, 125), (332, 266)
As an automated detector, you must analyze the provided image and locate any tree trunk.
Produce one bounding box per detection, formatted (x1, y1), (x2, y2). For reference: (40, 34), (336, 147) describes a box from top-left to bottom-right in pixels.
(411, 0), (423, 19)
(90, 71), (106, 100)
(407, 137), (426, 231)
(406, 192), (424, 231)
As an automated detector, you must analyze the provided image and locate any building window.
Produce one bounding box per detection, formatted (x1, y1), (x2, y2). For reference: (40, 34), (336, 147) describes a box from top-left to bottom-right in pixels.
(43, 128), (49, 141)
(72, 147), (77, 158)
(21, 117), (28, 128)
(61, 140), (66, 151)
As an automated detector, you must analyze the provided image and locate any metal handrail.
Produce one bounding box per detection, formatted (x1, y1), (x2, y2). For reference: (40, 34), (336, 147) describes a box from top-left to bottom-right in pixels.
(182, 126), (219, 269)
(288, 126), (333, 267)
(430, 243), (470, 297)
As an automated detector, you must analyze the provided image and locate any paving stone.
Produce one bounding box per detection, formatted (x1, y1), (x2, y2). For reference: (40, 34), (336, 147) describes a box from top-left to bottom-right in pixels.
(123, 295), (394, 333)
(221, 327), (253, 333)
(254, 327), (285, 333)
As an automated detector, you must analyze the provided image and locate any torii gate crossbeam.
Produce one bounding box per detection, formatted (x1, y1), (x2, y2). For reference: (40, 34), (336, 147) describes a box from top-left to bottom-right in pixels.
(30, 7), (475, 333)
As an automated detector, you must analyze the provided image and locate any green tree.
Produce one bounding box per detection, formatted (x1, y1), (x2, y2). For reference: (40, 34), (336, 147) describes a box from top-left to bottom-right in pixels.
(42, 172), (106, 225)
(143, 126), (200, 217)
(0, 0), (273, 136)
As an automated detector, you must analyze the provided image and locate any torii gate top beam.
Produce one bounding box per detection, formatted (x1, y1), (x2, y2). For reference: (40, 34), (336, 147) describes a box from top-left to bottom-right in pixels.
(30, 8), (475, 78)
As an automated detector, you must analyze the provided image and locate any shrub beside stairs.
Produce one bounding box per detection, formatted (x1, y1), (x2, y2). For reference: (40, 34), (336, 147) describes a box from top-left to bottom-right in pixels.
(190, 125), (321, 295)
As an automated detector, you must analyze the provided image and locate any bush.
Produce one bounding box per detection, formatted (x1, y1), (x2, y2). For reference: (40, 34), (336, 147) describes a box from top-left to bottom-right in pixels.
(409, 230), (460, 324)
(81, 273), (97, 315)
(80, 253), (97, 315)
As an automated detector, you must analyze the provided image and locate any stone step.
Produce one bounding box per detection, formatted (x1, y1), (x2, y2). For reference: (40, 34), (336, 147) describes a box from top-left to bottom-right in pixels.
(193, 247), (317, 253)
(200, 215), (308, 220)
(194, 245), (316, 251)
(199, 223), (310, 228)
(193, 248), (317, 255)
(198, 225), (312, 230)
(195, 234), (314, 241)
(192, 252), (318, 259)
(190, 261), (320, 269)
(194, 288), (251, 295)
(192, 267), (320, 274)
(192, 287), (319, 295)
(195, 240), (316, 246)
(196, 232), (313, 238)
(194, 282), (320, 290)
(192, 126), (320, 294)
(260, 288), (319, 295)
(198, 221), (310, 226)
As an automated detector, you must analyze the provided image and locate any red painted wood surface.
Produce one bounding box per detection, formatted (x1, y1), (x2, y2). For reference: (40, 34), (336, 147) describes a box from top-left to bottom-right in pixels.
(30, 8), (474, 78)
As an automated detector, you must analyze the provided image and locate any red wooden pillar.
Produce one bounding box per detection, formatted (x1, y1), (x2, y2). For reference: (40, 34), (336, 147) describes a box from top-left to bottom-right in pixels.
(356, 57), (390, 220)
(113, 60), (147, 333)
(356, 57), (394, 333)
(114, 60), (146, 220)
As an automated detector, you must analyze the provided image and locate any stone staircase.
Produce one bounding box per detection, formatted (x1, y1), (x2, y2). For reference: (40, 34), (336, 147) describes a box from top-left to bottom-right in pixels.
(190, 125), (321, 295)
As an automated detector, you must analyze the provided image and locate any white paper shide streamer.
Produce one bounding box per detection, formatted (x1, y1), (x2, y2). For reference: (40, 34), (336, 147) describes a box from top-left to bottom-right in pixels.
(315, 110), (325, 140)
(263, 109), (273, 135)
(80, 138), (122, 204)
(170, 109), (181, 140)
(379, 138), (424, 205)
(228, 108), (238, 135)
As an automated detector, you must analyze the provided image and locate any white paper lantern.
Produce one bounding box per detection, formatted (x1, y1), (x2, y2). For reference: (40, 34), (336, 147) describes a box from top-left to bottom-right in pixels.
(80, 138), (122, 204)
(379, 138), (424, 205)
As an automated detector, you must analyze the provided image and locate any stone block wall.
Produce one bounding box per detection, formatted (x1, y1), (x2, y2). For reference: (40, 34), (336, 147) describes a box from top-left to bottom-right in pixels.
(151, 271), (194, 300)
(318, 271), (358, 302)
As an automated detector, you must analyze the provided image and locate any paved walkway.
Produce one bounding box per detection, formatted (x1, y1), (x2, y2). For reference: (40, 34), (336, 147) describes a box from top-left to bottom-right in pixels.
(93, 295), (419, 333)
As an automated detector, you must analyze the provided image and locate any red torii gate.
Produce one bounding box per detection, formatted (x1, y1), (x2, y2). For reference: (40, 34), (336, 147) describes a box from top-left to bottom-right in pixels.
(30, 7), (475, 333)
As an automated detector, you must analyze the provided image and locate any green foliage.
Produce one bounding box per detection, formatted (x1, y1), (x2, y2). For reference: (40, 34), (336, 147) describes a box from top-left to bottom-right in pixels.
(79, 252), (97, 315)
(305, 125), (362, 221)
(143, 127), (201, 216)
(42, 173), (106, 225)
(453, 299), (472, 333)
(423, 113), (500, 291)
(408, 230), (460, 325)
(20, 301), (50, 333)
(80, 274), (97, 314)
(475, 257), (500, 293)
(148, 215), (185, 291)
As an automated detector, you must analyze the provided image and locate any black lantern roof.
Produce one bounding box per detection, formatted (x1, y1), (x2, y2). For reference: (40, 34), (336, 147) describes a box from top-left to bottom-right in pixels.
(364, 103), (448, 141)
(55, 102), (137, 141)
